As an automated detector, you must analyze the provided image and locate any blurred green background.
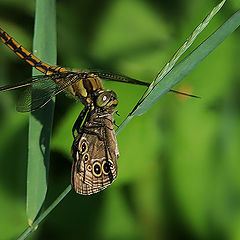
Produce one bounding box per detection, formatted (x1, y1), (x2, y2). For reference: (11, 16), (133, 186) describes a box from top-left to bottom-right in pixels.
(0, 0), (240, 239)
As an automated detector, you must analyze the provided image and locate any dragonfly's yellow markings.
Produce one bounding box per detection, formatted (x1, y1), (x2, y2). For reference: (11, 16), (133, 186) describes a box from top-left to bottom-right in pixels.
(17, 45), (28, 59)
(8, 39), (19, 51)
(26, 55), (39, 67)
(50, 66), (67, 74)
(67, 85), (75, 96)
(84, 76), (104, 93)
(41, 62), (51, 69)
(87, 97), (92, 104)
(78, 80), (88, 98)
(34, 62), (51, 75)
(0, 28), (68, 76)
(91, 78), (98, 91)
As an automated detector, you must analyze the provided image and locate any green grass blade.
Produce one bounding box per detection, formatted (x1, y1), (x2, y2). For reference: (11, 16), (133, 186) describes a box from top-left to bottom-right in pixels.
(27, 0), (56, 225)
(146, 0), (226, 97)
(17, 185), (72, 240)
(117, 2), (240, 133)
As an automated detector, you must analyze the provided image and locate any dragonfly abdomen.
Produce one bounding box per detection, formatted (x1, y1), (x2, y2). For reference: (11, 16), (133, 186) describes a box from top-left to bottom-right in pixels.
(0, 28), (67, 75)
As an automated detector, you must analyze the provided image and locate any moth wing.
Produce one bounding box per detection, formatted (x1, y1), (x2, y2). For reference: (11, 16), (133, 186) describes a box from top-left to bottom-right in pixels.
(71, 119), (119, 195)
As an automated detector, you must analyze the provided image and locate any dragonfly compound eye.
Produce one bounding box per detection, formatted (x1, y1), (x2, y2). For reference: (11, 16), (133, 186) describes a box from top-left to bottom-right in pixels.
(96, 92), (110, 107)
(96, 90), (118, 109)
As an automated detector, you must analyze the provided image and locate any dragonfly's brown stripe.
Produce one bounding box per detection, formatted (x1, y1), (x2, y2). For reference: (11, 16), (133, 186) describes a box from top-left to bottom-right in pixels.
(0, 28), (67, 75)
(83, 76), (103, 93)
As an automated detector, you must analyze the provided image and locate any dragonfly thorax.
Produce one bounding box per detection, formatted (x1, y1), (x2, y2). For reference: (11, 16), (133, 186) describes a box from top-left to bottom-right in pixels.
(66, 72), (104, 105)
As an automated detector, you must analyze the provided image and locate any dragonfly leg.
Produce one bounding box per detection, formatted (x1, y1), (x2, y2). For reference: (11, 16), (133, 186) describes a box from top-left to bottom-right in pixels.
(72, 107), (88, 138)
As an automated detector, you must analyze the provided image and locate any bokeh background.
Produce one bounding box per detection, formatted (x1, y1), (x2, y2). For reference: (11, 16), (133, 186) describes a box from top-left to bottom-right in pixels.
(0, 0), (240, 239)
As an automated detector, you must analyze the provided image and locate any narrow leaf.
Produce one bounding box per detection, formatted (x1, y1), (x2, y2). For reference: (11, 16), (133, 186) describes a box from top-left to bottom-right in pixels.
(147, 0), (226, 98)
(27, 0), (57, 225)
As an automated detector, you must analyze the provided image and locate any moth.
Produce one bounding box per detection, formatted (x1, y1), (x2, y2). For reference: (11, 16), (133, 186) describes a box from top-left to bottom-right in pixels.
(71, 90), (119, 194)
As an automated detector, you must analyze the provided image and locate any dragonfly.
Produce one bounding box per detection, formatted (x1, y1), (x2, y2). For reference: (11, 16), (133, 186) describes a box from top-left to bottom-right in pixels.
(0, 28), (196, 194)
(0, 28), (153, 135)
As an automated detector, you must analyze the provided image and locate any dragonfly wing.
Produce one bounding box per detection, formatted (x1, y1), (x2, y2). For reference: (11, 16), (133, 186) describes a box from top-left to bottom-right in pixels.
(90, 70), (150, 86)
(0, 75), (49, 92)
(16, 72), (82, 112)
(16, 77), (59, 112)
(91, 70), (199, 98)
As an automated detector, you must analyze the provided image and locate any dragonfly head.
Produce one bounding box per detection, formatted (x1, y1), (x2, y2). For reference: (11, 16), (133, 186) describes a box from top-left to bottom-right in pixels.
(95, 90), (118, 110)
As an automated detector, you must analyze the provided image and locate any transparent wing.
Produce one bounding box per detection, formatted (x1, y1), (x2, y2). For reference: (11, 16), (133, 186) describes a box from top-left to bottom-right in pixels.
(16, 77), (59, 112)
(0, 72), (80, 112)
(90, 70), (150, 86)
(91, 70), (199, 98)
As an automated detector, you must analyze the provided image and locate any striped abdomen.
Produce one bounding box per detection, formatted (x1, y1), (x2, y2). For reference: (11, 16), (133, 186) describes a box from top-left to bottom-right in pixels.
(0, 27), (66, 75)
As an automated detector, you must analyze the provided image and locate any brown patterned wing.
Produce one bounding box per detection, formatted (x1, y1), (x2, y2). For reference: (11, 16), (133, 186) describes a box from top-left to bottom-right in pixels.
(71, 113), (119, 195)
